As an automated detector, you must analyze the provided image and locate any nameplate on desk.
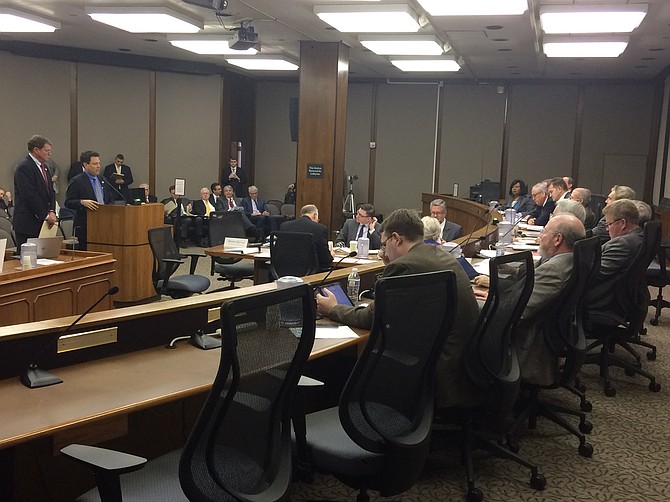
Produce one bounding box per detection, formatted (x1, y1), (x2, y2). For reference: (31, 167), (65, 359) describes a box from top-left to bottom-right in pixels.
(57, 327), (118, 353)
(224, 237), (248, 250)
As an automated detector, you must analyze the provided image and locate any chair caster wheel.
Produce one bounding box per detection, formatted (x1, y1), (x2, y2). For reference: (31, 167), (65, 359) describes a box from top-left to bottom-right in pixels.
(580, 400), (593, 412)
(507, 440), (520, 454)
(647, 351), (657, 361)
(579, 420), (594, 434)
(530, 473), (546, 490)
(467, 487), (484, 502)
(624, 367), (637, 377)
(649, 318), (658, 326)
(578, 443), (594, 457)
(649, 381), (661, 392)
(604, 385), (616, 397)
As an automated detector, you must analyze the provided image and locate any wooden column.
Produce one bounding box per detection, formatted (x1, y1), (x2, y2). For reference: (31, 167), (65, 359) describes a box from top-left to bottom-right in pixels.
(296, 42), (349, 236)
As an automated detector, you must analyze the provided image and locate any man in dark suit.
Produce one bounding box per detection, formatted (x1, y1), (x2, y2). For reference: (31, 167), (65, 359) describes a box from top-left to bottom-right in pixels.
(242, 185), (281, 241)
(280, 204), (333, 271)
(191, 187), (218, 246)
(430, 198), (463, 242)
(317, 208), (481, 408)
(526, 182), (555, 226)
(223, 156), (247, 198)
(334, 203), (382, 249)
(65, 150), (114, 250)
(570, 187), (597, 230)
(138, 183), (158, 203)
(209, 183), (225, 211)
(103, 154), (134, 199)
(221, 184), (258, 241)
(13, 135), (57, 248)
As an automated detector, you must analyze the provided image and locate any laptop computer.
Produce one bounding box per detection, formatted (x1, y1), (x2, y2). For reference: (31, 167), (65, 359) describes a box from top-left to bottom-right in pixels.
(27, 236), (64, 259)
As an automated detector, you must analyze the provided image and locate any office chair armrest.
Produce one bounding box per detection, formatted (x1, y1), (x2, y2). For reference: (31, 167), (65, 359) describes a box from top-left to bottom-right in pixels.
(162, 258), (184, 265)
(61, 444), (147, 474)
(180, 251), (205, 275)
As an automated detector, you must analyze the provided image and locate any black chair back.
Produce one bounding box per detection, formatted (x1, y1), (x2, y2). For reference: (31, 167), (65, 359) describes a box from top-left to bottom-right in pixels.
(179, 284), (316, 501)
(465, 251), (534, 422)
(338, 270), (457, 497)
(148, 226), (182, 293)
(209, 211), (247, 246)
(269, 231), (319, 279)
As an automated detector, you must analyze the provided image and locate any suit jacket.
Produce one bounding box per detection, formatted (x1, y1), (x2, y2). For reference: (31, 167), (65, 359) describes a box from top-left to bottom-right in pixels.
(334, 218), (382, 249)
(528, 198), (555, 226)
(192, 199), (217, 216)
(514, 252), (574, 385)
(587, 227), (644, 318)
(209, 195), (225, 211)
(442, 221), (463, 242)
(241, 197), (269, 216)
(583, 207), (597, 230)
(103, 163), (134, 190)
(147, 195), (158, 203)
(502, 194), (535, 215)
(328, 243), (481, 408)
(280, 215), (333, 271)
(64, 172), (114, 249)
(13, 155), (56, 240)
(224, 166), (247, 198)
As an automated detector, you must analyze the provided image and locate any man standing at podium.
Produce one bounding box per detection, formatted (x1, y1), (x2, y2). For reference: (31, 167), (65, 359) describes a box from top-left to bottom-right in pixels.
(65, 151), (113, 250)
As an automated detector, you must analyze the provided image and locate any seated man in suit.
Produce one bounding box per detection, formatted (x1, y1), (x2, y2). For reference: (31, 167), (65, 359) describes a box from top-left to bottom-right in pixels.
(138, 183), (158, 203)
(570, 187), (597, 230)
(317, 208), (481, 408)
(525, 182), (555, 226)
(222, 184), (258, 241)
(242, 185), (281, 241)
(65, 150), (114, 250)
(209, 182), (225, 211)
(430, 199), (463, 242)
(280, 204), (333, 271)
(161, 185), (193, 244)
(587, 199), (643, 319)
(192, 187), (218, 247)
(334, 203), (381, 249)
(0, 186), (13, 217)
(591, 184), (636, 240)
(547, 177), (570, 202)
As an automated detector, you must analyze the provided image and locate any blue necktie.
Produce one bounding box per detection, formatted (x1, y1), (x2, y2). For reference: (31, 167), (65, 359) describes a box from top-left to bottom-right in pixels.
(93, 177), (104, 204)
(357, 225), (365, 239)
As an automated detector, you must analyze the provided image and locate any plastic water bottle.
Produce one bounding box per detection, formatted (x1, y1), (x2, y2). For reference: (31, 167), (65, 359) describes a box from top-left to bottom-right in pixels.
(347, 267), (360, 304)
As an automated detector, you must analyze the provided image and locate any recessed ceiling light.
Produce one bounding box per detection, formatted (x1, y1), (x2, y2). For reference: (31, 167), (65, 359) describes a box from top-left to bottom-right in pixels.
(0, 8), (60, 32)
(314, 4), (420, 33)
(169, 36), (258, 55)
(225, 57), (299, 71)
(540, 5), (648, 34)
(417, 0), (528, 16)
(543, 37), (629, 58)
(390, 57), (461, 72)
(86, 7), (202, 33)
(359, 35), (445, 55)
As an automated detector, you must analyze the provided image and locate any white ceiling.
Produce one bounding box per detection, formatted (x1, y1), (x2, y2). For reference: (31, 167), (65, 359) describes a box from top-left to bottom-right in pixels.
(1, 0), (669, 81)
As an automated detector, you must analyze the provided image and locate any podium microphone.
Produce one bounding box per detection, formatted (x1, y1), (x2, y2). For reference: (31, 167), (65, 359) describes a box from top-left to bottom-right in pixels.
(101, 178), (127, 204)
(313, 251), (357, 294)
(21, 286), (120, 389)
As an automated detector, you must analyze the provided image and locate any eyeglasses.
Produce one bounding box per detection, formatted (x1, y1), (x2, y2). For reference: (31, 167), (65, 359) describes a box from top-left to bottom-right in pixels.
(605, 218), (624, 228)
(380, 234), (395, 251)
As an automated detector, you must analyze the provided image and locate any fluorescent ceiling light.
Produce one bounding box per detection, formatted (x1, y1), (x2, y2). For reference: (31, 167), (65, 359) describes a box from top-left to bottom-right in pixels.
(417, 0), (528, 16)
(390, 57), (461, 72)
(360, 35), (445, 55)
(314, 4), (420, 33)
(169, 37), (258, 55)
(86, 7), (202, 33)
(225, 58), (299, 71)
(540, 5), (647, 34)
(543, 37), (629, 58)
(0, 8), (60, 32)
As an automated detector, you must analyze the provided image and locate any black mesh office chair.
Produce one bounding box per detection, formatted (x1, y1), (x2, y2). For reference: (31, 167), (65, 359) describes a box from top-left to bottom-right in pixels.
(645, 233), (670, 326)
(148, 226), (210, 299)
(584, 220), (662, 396)
(208, 211), (254, 289)
(511, 237), (601, 458)
(300, 271), (457, 502)
(269, 231), (319, 279)
(61, 284), (317, 502)
(0, 217), (15, 248)
(434, 251), (540, 502)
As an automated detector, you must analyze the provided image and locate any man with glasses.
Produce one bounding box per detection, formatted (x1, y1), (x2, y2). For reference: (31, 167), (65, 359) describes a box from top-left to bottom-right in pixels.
(334, 203), (381, 249)
(429, 198), (463, 242)
(525, 182), (555, 226)
(587, 199), (643, 316)
(591, 184), (637, 240)
(570, 187), (597, 229)
(317, 208), (481, 408)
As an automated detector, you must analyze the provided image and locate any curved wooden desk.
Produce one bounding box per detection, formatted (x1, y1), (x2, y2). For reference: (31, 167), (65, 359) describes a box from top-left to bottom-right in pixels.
(421, 193), (501, 257)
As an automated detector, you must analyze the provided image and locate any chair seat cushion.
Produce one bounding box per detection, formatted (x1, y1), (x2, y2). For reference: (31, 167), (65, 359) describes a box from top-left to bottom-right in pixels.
(161, 275), (210, 293)
(303, 407), (383, 477)
(215, 262), (254, 278)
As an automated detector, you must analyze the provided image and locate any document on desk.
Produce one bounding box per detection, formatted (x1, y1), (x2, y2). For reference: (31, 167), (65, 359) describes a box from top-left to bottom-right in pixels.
(315, 325), (359, 339)
(472, 258), (490, 276)
(340, 257), (378, 265)
(36, 258), (64, 266)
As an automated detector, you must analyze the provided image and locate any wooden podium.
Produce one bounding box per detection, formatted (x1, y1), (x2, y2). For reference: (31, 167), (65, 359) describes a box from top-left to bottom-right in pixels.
(88, 204), (164, 303)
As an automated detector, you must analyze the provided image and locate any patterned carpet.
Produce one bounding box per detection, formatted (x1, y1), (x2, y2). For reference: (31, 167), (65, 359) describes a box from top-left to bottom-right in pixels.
(288, 301), (670, 502)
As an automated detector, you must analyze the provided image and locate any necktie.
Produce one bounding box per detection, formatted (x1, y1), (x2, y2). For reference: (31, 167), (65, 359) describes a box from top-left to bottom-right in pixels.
(229, 198), (234, 209)
(357, 224), (365, 239)
(39, 163), (49, 190)
(205, 202), (211, 216)
(252, 199), (258, 212)
(93, 177), (104, 204)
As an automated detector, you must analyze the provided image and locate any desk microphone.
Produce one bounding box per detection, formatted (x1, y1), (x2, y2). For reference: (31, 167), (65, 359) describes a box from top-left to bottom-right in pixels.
(456, 208), (493, 255)
(20, 286), (119, 389)
(101, 178), (127, 204)
(313, 251), (357, 294)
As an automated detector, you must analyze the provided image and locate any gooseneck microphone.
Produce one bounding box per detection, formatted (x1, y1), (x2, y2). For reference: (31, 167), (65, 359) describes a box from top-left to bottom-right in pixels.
(101, 178), (127, 204)
(313, 251), (357, 294)
(21, 286), (119, 389)
(456, 208), (493, 255)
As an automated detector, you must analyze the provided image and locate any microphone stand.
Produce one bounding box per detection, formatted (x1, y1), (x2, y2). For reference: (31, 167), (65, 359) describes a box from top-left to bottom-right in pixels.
(101, 178), (127, 205)
(458, 208), (493, 257)
(21, 287), (119, 388)
(313, 251), (357, 294)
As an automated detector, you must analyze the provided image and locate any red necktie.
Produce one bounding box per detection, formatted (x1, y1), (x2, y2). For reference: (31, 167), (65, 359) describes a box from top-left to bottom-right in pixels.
(229, 198), (234, 209)
(40, 163), (49, 190)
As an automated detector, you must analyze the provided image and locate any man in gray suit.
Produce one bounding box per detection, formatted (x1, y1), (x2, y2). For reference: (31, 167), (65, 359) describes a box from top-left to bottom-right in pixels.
(334, 203), (381, 249)
(514, 214), (585, 385)
(430, 198), (463, 242)
(317, 208), (480, 408)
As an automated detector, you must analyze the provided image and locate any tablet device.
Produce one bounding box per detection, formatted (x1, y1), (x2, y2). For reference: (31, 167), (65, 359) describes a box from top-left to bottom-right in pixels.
(457, 256), (480, 280)
(319, 282), (354, 306)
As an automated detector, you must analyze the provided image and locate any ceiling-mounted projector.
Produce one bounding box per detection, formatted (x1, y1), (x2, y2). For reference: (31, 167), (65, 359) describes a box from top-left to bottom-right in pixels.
(182, 0), (228, 11)
(230, 25), (259, 50)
